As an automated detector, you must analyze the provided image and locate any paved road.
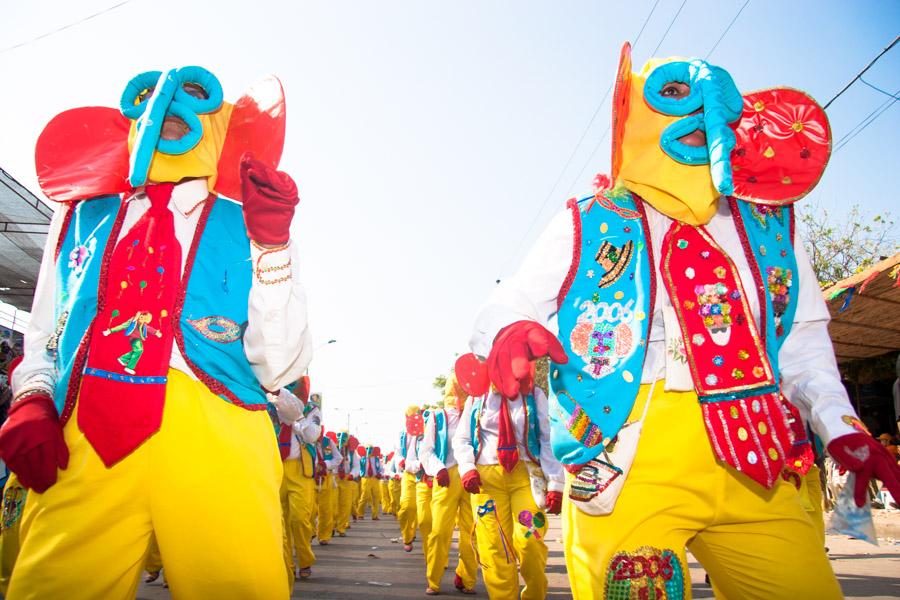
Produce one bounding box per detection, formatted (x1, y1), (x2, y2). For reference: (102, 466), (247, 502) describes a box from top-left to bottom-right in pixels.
(138, 513), (900, 599)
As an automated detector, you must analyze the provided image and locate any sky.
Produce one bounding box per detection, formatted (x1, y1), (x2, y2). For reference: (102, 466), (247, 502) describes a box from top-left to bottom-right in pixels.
(0, 1), (898, 450)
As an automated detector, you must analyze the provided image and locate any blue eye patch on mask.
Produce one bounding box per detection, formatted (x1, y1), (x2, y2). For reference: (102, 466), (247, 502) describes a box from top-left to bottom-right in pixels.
(643, 60), (743, 195)
(119, 66), (224, 187)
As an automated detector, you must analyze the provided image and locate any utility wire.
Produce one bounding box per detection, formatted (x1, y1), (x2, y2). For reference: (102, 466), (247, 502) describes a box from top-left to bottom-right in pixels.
(705, 0), (750, 59)
(833, 87), (900, 153)
(859, 76), (900, 101)
(0, 1), (133, 55)
(823, 35), (900, 109)
(650, 0), (689, 57)
(496, 0), (662, 276)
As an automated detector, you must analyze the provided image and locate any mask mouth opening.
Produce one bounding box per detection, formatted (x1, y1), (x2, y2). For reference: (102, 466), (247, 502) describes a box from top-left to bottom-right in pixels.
(160, 115), (191, 141)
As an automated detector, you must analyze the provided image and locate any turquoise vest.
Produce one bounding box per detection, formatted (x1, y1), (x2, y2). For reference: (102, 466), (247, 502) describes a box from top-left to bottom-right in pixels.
(424, 409), (449, 466)
(468, 394), (541, 462)
(52, 195), (266, 420)
(549, 192), (798, 465)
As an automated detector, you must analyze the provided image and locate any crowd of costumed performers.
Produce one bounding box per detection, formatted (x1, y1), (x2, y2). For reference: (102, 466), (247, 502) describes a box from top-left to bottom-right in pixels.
(1, 44), (900, 600)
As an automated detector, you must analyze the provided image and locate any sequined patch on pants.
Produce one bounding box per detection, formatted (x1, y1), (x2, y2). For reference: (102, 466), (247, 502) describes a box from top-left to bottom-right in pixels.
(605, 546), (684, 600)
(1, 486), (26, 532)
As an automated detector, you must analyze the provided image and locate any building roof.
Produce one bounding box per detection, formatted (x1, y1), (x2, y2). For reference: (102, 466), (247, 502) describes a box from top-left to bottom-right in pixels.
(823, 252), (900, 363)
(0, 167), (52, 310)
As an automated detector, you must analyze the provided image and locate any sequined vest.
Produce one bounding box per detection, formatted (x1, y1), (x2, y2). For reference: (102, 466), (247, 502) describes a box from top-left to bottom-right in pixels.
(549, 191), (798, 465)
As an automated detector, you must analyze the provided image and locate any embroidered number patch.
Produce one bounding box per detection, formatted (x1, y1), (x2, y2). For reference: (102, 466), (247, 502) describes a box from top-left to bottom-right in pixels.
(605, 546), (685, 600)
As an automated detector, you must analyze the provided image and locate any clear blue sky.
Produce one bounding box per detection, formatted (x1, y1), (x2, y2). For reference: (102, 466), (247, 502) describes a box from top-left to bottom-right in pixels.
(1, 1), (898, 449)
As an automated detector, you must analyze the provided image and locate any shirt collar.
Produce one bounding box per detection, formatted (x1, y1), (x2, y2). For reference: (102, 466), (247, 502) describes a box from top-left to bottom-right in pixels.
(129, 178), (210, 217)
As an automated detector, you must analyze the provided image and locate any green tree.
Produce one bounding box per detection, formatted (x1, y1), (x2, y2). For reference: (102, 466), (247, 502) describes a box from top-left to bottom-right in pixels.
(432, 375), (447, 390)
(797, 203), (898, 288)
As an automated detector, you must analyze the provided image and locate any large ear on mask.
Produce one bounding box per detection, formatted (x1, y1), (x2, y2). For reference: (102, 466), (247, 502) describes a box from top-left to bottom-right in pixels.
(215, 76), (286, 202)
(455, 353), (490, 398)
(730, 88), (830, 205)
(34, 107), (132, 202)
(610, 41), (633, 181)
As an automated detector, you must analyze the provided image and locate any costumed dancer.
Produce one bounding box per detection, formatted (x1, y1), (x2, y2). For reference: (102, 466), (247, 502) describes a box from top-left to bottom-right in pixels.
(388, 450), (403, 515)
(0, 66), (311, 599)
(414, 415), (435, 563)
(419, 374), (478, 596)
(462, 43), (900, 599)
(452, 361), (564, 600)
(317, 429), (342, 545)
(397, 406), (424, 551)
(352, 443), (366, 519)
(335, 433), (361, 536)
(356, 444), (383, 520)
(280, 384), (322, 580)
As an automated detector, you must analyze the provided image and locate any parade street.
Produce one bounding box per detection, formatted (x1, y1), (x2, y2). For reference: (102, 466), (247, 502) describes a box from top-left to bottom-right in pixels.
(138, 512), (900, 599)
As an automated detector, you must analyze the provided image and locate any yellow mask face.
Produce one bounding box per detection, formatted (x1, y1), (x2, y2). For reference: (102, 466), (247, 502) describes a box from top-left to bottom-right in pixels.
(127, 102), (233, 189)
(616, 58), (721, 225)
(443, 374), (466, 411)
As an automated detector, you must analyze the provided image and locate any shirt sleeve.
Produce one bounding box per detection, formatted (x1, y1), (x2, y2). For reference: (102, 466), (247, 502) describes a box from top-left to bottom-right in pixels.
(452, 397), (477, 476)
(534, 387), (565, 492)
(292, 405), (322, 445)
(244, 241), (313, 391)
(778, 238), (858, 446)
(469, 208), (574, 357)
(12, 205), (67, 404)
(420, 413), (445, 476)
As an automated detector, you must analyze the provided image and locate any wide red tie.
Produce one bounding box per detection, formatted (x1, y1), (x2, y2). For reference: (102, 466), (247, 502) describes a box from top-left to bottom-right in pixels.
(278, 424), (292, 461)
(497, 397), (520, 473)
(78, 183), (183, 467)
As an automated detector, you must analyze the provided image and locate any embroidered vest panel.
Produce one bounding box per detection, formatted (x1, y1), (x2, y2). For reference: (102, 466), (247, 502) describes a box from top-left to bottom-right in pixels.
(179, 198), (265, 407)
(53, 195), (265, 416)
(469, 395), (541, 461)
(54, 197), (124, 415)
(431, 409), (448, 466)
(549, 193), (653, 466)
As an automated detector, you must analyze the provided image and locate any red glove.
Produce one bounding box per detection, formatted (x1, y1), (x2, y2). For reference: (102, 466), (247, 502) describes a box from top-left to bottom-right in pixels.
(399, 459), (406, 471)
(461, 469), (482, 494)
(545, 491), (563, 515)
(488, 321), (568, 398)
(829, 433), (900, 507)
(240, 153), (299, 246)
(436, 468), (450, 488)
(0, 393), (69, 493)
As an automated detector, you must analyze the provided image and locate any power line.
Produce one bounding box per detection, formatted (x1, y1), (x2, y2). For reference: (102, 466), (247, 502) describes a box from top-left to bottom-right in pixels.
(496, 0), (662, 276)
(859, 76), (900, 101)
(0, 1), (134, 56)
(833, 87), (900, 153)
(650, 0), (688, 57)
(823, 35), (900, 109)
(705, 0), (751, 59)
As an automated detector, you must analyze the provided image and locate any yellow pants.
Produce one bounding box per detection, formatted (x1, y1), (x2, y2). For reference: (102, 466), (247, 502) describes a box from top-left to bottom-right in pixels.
(562, 384), (842, 600)
(356, 476), (381, 519)
(389, 477), (402, 514)
(9, 369), (287, 600)
(380, 480), (391, 513)
(426, 466), (478, 591)
(336, 478), (356, 534)
(799, 465), (826, 545)
(281, 459), (316, 570)
(0, 473), (26, 597)
(416, 480), (433, 557)
(471, 462), (547, 600)
(145, 533), (163, 573)
(352, 479), (362, 518)
(398, 472), (418, 544)
(317, 474), (336, 542)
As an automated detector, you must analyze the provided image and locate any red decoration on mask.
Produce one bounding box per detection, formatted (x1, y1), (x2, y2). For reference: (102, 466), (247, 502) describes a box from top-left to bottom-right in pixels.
(406, 411), (424, 437)
(454, 353), (490, 397)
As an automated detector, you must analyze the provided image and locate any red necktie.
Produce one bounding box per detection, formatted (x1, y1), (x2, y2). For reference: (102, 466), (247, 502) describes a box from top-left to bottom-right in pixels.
(278, 424), (292, 461)
(497, 397), (520, 473)
(78, 183), (183, 467)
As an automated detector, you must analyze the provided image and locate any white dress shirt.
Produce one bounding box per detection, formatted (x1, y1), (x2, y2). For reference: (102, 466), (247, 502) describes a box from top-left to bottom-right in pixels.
(341, 451), (361, 479)
(469, 198), (858, 446)
(14, 179), (312, 403)
(403, 435), (423, 475)
(451, 388), (565, 492)
(420, 407), (461, 475)
(287, 400), (321, 460)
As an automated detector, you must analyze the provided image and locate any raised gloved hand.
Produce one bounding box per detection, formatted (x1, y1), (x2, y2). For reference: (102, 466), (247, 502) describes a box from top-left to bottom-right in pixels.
(0, 393), (69, 492)
(461, 469), (482, 494)
(828, 433), (900, 507)
(436, 468), (450, 488)
(545, 491), (563, 515)
(488, 321), (568, 398)
(269, 389), (303, 424)
(240, 153), (299, 247)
